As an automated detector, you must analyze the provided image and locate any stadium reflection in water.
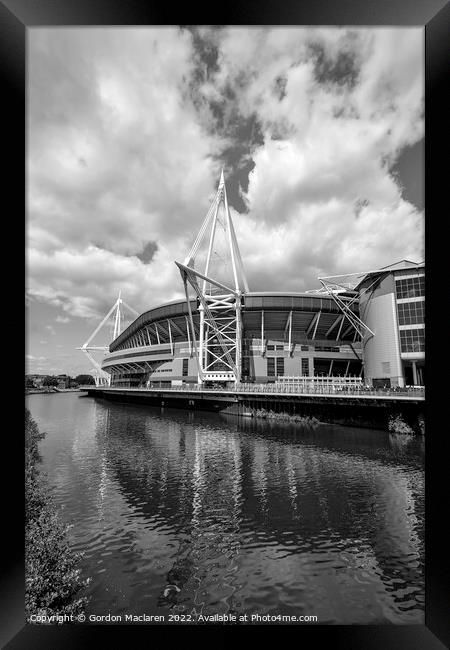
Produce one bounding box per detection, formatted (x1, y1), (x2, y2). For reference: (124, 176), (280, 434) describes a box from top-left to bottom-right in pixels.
(29, 393), (424, 624)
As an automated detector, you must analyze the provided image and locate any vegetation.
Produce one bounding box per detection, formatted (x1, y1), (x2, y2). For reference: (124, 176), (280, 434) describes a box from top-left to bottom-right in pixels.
(25, 409), (90, 621)
(251, 407), (319, 426)
(417, 415), (425, 436)
(74, 374), (95, 385)
(25, 374), (94, 390)
(42, 376), (59, 387)
(388, 414), (415, 435)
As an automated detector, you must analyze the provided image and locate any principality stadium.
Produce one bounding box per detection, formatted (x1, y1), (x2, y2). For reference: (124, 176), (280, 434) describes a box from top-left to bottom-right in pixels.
(80, 172), (424, 390)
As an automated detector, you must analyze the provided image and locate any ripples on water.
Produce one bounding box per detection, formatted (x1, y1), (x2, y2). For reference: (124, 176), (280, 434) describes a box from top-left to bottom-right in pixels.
(26, 393), (425, 624)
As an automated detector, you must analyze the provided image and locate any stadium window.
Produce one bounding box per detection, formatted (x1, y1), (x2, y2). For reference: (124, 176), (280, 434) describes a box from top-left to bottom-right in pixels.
(276, 357), (285, 376)
(399, 328), (425, 353)
(397, 300), (424, 325)
(267, 357), (275, 377)
(395, 276), (425, 299)
(301, 358), (309, 376)
(182, 359), (189, 376)
(314, 345), (339, 352)
(301, 345), (309, 351)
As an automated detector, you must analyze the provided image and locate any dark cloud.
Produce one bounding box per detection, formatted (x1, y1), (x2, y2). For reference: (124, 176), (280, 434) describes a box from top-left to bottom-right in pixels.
(185, 30), (265, 213)
(273, 75), (287, 100)
(354, 198), (370, 218)
(186, 26), (221, 83)
(309, 43), (360, 88)
(136, 241), (158, 264)
(389, 139), (424, 211)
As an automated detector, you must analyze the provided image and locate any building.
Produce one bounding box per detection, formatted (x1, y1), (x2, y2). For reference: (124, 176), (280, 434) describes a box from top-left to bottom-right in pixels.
(104, 294), (363, 387)
(56, 374), (71, 389)
(355, 260), (425, 388)
(97, 173), (424, 389)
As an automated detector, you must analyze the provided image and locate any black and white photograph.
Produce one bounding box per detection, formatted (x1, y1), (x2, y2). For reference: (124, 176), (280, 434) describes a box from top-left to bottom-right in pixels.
(22, 22), (430, 632)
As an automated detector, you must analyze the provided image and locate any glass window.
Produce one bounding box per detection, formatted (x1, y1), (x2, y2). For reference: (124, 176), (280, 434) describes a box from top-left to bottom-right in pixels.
(267, 357), (275, 376)
(397, 300), (425, 325)
(301, 358), (309, 376)
(182, 358), (189, 376)
(314, 345), (339, 352)
(399, 328), (425, 353)
(395, 276), (425, 299)
(276, 357), (285, 376)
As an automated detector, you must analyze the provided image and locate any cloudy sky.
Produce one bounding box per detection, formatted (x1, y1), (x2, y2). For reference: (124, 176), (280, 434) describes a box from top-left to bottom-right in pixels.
(26, 26), (424, 376)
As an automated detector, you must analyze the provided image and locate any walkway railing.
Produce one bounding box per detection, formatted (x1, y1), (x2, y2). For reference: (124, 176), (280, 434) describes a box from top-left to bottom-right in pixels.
(80, 382), (425, 399)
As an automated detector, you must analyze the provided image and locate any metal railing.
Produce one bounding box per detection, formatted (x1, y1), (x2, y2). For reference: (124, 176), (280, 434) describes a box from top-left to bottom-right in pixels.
(80, 382), (425, 399)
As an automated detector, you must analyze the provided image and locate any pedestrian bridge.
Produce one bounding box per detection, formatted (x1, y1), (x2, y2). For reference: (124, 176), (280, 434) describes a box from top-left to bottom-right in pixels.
(81, 382), (425, 401)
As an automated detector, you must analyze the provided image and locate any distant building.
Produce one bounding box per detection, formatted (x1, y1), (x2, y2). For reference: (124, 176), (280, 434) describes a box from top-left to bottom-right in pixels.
(56, 374), (71, 389)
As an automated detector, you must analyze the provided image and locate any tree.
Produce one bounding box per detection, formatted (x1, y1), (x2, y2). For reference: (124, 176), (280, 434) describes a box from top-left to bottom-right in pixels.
(74, 374), (95, 385)
(25, 409), (90, 619)
(43, 376), (59, 387)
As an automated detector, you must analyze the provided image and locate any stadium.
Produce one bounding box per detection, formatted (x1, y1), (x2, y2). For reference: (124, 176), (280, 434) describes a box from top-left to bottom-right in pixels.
(84, 173), (424, 390)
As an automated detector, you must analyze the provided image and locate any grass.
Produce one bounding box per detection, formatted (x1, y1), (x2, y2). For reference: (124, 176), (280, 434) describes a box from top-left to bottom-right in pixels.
(25, 409), (90, 622)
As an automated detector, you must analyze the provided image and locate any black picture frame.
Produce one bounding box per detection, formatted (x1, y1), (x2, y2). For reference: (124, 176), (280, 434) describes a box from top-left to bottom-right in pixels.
(4, 0), (449, 647)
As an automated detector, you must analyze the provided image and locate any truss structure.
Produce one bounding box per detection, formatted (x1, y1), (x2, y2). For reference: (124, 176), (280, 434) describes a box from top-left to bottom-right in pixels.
(76, 292), (138, 386)
(176, 170), (249, 384)
(317, 269), (390, 340)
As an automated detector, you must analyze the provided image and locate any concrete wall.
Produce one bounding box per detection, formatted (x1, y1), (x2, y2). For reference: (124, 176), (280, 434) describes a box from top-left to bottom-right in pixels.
(359, 283), (403, 387)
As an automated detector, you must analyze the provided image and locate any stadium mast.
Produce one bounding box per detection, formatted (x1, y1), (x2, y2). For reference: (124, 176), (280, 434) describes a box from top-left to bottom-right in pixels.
(76, 291), (139, 386)
(176, 170), (249, 385)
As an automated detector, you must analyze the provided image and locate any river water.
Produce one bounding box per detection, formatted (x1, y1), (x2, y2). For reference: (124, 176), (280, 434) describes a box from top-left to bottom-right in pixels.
(26, 392), (424, 625)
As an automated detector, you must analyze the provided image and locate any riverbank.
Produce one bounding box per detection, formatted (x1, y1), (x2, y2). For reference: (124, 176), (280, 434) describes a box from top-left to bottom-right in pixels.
(25, 409), (89, 620)
(25, 388), (83, 395)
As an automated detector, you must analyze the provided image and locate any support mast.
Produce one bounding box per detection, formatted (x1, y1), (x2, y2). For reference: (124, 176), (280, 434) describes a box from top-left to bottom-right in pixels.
(176, 170), (249, 385)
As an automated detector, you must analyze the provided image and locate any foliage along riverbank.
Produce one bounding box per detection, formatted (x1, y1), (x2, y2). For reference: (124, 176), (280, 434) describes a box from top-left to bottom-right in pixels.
(25, 409), (90, 621)
(249, 407), (320, 426)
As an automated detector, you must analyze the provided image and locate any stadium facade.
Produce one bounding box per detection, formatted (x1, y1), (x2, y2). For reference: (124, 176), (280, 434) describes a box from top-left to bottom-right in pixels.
(98, 173), (424, 389)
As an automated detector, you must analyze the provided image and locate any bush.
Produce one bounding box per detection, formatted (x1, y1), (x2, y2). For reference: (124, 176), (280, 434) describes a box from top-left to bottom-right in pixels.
(388, 414), (414, 435)
(43, 376), (59, 387)
(251, 407), (319, 426)
(417, 415), (425, 436)
(75, 374), (95, 385)
(25, 409), (90, 622)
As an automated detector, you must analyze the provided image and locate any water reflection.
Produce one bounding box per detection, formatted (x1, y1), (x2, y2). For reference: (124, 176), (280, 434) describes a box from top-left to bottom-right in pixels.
(27, 394), (424, 624)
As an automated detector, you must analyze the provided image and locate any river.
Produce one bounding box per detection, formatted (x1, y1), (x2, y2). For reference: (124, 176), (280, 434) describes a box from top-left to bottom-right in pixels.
(26, 392), (425, 625)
